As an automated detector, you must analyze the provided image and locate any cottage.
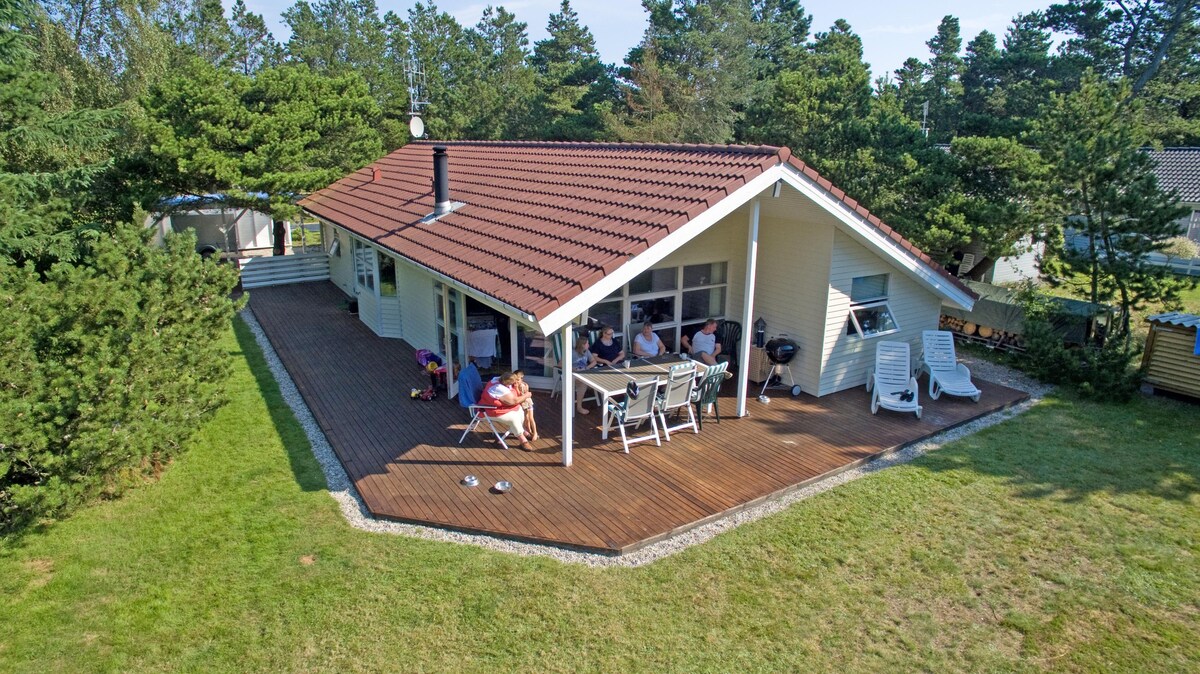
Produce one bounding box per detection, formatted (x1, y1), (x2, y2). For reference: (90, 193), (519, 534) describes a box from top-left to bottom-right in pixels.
(299, 141), (978, 465)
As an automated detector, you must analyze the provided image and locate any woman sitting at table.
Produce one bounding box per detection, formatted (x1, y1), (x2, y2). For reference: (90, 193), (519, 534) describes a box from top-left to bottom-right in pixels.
(591, 325), (624, 366)
(572, 335), (597, 415)
(632, 321), (666, 358)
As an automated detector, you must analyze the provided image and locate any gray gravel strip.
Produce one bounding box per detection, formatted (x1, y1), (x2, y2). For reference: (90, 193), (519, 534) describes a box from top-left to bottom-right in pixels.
(240, 309), (1051, 568)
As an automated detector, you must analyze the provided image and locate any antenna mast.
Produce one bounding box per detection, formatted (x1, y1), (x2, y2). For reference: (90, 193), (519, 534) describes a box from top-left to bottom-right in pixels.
(405, 55), (429, 139)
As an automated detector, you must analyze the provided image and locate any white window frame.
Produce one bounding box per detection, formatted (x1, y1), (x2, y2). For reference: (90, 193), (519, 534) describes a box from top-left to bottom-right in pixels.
(846, 274), (900, 339)
(599, 261), (729, 349)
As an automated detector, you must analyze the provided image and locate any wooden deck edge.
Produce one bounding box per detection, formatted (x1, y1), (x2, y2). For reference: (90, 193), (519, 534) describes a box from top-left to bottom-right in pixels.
(615, 390), (1034, 555)
(368, 510), (626, 557)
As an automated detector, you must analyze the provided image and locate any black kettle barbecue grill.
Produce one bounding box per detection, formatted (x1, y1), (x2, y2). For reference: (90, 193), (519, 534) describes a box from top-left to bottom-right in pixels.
(760, 336), (802, 398)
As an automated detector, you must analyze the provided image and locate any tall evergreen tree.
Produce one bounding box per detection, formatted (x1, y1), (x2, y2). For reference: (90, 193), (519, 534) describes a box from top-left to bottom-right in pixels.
(960, 30), (1002, 136)
(619, 0), (755, 143)
(1, 0), (118, 269)
(921, 15), (964, 142)
(402, 2), (477, 139)
(229, 0), (279, 75)
(1035, 73), (1191, 344)
(530, 0), (615, 140)
(464, 6), (536, 139)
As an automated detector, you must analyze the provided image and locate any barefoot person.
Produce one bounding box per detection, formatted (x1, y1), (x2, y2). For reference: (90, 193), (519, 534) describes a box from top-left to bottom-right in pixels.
(572, 335), (597, 415)
(477, 372), (535, 451)
(512, 369), (538, 442)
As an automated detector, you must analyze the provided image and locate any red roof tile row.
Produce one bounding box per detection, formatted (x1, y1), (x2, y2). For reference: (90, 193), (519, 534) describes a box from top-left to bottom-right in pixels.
(300, 141), (974, 321)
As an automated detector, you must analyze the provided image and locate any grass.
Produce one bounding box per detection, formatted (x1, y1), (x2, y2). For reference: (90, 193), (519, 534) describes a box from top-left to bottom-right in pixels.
(2, 318), (1199, 672)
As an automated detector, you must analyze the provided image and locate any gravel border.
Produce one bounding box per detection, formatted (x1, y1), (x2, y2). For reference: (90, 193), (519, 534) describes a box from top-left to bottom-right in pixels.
(241, 309), (1052, 568)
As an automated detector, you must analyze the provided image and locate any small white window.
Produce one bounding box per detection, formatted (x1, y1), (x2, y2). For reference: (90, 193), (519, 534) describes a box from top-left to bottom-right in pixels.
(846, 274), (899, 338)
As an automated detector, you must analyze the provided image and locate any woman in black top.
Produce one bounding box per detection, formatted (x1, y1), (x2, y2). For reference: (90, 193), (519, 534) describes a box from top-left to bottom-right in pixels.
(591, 325), (625, 366)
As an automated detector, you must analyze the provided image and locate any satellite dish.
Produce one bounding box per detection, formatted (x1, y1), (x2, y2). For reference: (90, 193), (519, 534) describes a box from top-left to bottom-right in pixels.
(409, 116), (425, 139)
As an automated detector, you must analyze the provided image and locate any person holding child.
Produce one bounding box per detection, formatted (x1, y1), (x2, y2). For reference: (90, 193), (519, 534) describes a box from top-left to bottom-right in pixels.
(511, 370), (538, 442)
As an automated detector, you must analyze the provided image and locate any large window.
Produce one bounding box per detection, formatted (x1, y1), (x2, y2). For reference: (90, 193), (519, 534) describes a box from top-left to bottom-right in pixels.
(379, 254), (397, 297)
(846, 273), (899, 338)
(596, 261), (728, 351)
(353, 239), (375, 293)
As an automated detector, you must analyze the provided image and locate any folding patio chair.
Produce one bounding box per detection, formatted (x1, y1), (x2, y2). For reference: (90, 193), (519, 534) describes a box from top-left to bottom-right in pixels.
(919, 330), (982, 402)
(866, 341), (922, 419)
(655, 362), (698, 440)
(691, 361), (728, 430)
(605, 378), (663, 453)
(457, 362), (509, 448)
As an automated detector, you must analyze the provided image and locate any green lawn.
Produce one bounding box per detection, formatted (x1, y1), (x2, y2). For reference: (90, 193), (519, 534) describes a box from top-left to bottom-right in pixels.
(3, 318), (1198, 672)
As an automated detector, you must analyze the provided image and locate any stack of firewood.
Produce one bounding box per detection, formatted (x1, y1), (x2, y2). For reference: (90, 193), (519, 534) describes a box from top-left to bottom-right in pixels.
(938, 315), (1025, 351)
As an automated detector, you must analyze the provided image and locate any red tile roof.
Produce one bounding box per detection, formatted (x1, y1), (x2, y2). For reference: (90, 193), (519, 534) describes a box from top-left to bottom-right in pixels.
(300, 141), (974, 321)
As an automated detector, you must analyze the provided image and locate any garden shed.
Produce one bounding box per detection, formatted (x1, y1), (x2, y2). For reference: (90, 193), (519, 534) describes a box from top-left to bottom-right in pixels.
(1141, 312), (1200, 400)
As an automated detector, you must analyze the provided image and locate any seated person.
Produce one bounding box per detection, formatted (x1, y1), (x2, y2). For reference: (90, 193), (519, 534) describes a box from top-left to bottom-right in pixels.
(477, 372), (535, 451)
(590, 325), (625, 366)
(632, 321), (666, 358)
(681, 318), (722, 366)
(572, 336), (597, 415)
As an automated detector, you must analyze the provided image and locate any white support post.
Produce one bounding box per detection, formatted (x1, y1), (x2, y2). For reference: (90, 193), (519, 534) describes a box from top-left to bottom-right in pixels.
(737, 198), (761, 418)
(509, 319), (519, 372)
(561, 324), (574, 467)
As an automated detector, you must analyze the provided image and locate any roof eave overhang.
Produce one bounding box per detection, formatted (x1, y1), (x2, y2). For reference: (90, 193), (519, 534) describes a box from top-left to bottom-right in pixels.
(300, 207), (540, 326)
(539, 164), (974, 334)
(776, 165), (976, 312)
(536, 167), (785, 335)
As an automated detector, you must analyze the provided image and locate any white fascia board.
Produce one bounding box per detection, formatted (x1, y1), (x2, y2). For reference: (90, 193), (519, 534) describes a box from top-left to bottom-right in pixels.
(537, 167), (786, 335)
(776, 166), (976, 311)
(312, 214), (539, 325)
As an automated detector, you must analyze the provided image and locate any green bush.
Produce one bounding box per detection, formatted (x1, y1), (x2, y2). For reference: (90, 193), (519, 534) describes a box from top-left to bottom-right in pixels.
(1017, 291), (1142, 402)
(0, 225), (241, 534)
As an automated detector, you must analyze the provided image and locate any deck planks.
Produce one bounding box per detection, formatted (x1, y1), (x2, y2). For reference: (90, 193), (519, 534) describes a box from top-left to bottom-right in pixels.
(249, 282), (1029, 554)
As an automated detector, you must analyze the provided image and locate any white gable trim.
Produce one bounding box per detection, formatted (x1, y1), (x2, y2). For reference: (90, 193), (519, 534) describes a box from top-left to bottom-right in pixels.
(776, 165), (974, 311)
(537, 168), (783, 334)
(538, 163), (973, 334)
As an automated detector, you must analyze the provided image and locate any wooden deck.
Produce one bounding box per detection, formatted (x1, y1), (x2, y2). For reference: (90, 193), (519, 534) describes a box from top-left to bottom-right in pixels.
(249, 282), (1029, 555)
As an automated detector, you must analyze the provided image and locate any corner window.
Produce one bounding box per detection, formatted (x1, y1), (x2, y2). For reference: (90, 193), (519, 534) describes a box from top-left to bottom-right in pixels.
(846, 274), (899, 338)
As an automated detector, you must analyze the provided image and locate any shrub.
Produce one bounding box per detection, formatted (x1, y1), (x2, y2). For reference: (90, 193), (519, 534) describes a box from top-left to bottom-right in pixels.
(0, 225), (241, 534)
(1017, 290), (1142, 402)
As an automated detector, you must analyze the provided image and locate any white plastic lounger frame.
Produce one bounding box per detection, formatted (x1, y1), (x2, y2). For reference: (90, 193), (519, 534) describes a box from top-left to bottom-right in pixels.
(920, 330), (982, 402)
(866, 340), (922, 419)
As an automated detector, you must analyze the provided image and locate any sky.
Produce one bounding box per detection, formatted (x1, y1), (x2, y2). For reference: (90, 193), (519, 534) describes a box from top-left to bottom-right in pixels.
(241, 0), (1054, 80)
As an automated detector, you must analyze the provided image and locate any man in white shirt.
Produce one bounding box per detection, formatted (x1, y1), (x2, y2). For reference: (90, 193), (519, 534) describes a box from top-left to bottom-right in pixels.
(682, 318), (722, 366)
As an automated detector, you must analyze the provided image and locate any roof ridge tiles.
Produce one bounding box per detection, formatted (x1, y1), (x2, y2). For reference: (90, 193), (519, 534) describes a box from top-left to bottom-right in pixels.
(403, 139), (785, 157)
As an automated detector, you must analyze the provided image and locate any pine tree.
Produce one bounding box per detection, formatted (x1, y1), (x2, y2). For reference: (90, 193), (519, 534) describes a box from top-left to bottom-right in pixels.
(1035, 74), (1192, 344)
(922, 15), (964, 142)
(530, 0), (615, 141)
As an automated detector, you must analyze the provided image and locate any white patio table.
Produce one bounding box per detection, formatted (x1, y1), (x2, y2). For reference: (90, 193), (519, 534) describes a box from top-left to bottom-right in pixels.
(573, 354), (708, 440)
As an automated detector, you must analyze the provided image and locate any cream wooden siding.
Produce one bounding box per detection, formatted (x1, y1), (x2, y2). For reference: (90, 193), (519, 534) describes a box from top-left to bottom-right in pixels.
(325, 225), (356, 296)
(396, 261), (437, 349)
(819, 230), (942, 395)
(746, 210), (834, 395)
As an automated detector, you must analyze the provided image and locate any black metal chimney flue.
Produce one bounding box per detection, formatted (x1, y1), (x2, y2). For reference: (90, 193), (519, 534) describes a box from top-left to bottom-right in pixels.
(433, 145), (450, 216)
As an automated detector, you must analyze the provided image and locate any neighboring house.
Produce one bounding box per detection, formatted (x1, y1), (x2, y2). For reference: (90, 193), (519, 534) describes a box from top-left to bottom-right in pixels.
(958, 235), (1044, 285)
(300, 141), (977, 465)
(146, 194), (291, 258)
(1147, 147), (1200, 245)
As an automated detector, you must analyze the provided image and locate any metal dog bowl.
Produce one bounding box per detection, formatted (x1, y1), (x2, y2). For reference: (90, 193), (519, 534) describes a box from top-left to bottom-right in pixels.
(460, 475), (479, 487)
(493, 480), (512, 494)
